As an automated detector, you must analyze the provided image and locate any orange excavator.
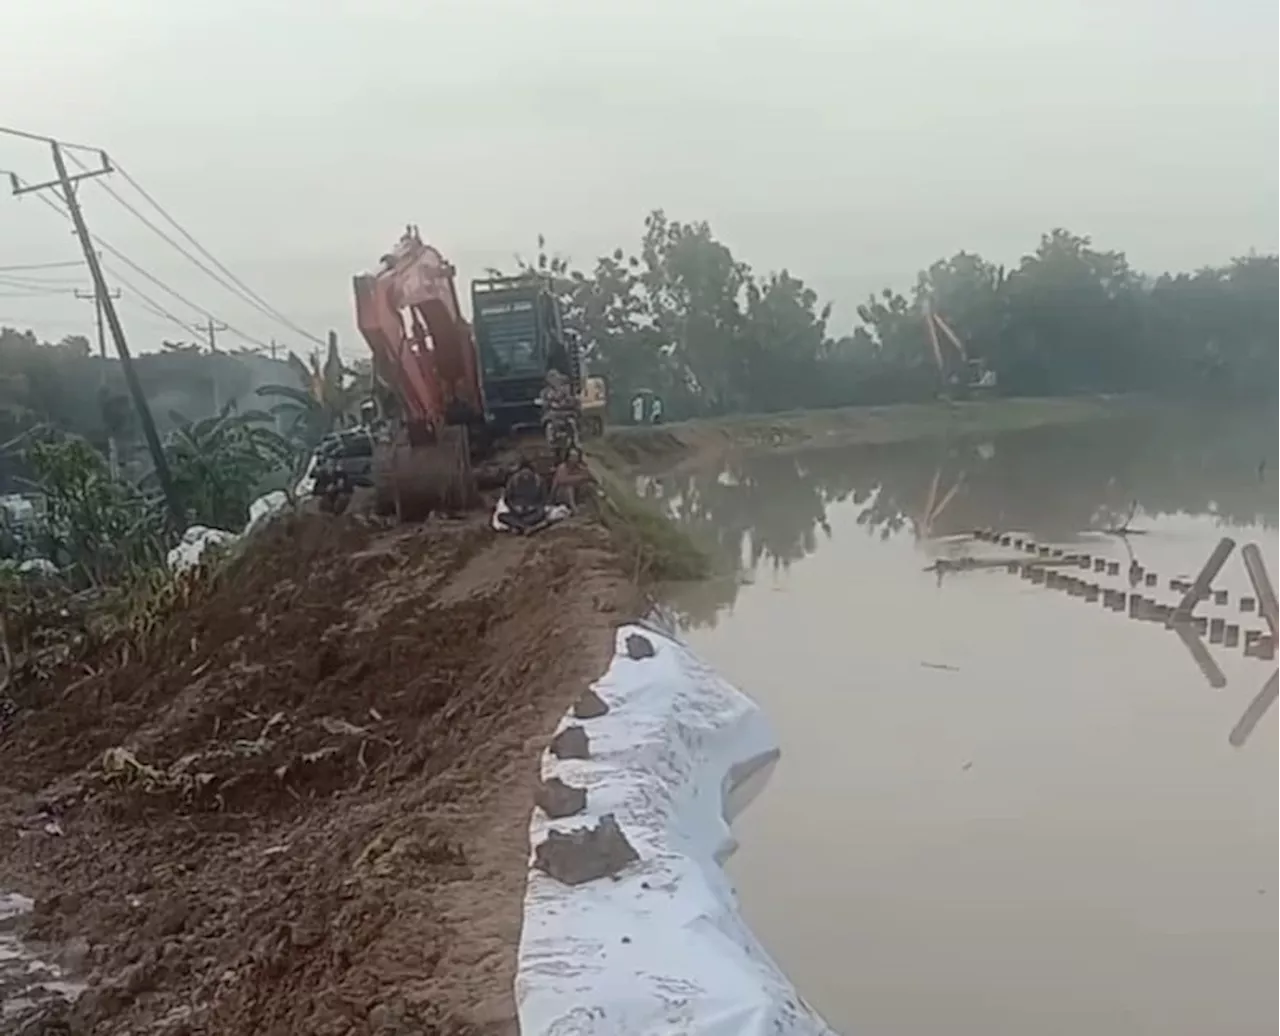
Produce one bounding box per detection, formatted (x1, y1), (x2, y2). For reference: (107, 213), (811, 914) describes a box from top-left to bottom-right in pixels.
(353, 226), (484, 519)
(351, 226), (586, 521)
(923, 305), (997, 400)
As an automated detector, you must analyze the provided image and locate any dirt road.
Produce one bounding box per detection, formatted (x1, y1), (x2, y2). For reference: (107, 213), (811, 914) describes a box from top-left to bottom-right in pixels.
(0, 512), (639, 1035)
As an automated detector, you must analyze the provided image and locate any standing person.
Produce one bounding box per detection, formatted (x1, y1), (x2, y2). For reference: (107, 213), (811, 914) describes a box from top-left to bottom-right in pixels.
(539, 368), (580, 461)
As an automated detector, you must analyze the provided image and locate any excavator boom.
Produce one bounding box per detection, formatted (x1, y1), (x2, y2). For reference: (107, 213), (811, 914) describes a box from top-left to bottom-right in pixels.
(352, 228), (483, 519)
(353, 226), (485, 431)
(922, 305), (996, 398)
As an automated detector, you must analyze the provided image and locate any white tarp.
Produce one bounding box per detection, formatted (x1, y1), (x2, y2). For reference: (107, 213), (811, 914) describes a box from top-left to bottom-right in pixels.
(166, 491), (292, 572)
(165, 525), (236, 572)
(518, 622), (837, 1036)
(491, 495), (571, 532)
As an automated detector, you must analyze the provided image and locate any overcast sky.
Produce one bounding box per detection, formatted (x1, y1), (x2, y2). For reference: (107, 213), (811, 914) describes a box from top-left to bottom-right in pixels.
(2, 0), (1276, 356)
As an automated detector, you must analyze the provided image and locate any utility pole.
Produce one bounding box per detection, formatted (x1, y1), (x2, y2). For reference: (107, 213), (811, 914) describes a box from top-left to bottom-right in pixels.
(10, 140), (184, 529)
(74, 284), (121, 359)
(202, 316), (228, 354)
(201, 317), (229, 412)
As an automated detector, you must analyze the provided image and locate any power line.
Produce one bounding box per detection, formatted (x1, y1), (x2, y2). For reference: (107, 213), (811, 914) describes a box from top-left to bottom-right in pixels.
(0, 259), (85, 273)
(80, 153), (324, 347)
(0, 287), (78, 299)
(22, 185), (274, 350)
(0, 275), (79, 293)
(115, 284), (201, 337)
(0, 272), (82, 288)
(0, 124), (104, 154)
(71, 153), (322, 345)
(0, 313), (102, 331)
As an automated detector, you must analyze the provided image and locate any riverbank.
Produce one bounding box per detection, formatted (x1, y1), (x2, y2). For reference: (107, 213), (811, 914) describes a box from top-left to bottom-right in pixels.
(0, 511), (645, 1034)
(600, 395), (1151, 471)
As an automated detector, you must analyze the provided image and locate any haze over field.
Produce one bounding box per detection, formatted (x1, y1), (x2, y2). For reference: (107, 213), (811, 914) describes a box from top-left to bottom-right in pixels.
(2, 0), (1277, 353)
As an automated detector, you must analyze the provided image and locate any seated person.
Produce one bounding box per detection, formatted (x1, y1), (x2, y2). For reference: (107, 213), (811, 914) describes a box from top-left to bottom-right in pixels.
(550, 448), (592, 511)
(499, 458), (547, 530)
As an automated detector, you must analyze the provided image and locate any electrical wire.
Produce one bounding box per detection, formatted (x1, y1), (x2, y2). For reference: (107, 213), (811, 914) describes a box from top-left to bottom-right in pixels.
(0, 288), (74, 298)
(75, 152), (324, 347)
(0, 277), (79, 293)
(0, 260), (85, 273)
(112, 281), (201, 338)
(0, 124), (103, 154)
(21, 185), (274, 350)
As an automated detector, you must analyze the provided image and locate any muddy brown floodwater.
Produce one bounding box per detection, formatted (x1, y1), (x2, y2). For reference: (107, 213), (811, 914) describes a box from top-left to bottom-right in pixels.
(658, 408), (1278, 1036)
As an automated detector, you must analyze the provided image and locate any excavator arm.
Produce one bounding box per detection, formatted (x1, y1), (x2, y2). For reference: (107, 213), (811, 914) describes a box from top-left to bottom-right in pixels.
(352, 228), (484, 518)
(353, 226), (484, 436)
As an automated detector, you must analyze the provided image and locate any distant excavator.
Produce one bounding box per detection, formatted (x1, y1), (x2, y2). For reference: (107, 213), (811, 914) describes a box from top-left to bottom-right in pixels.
(349, 227), (593, 521)
(923, 305), (997, 400)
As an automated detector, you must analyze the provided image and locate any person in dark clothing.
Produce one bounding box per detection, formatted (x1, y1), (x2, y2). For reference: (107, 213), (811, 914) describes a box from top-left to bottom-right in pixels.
(499, 459), (548, 532)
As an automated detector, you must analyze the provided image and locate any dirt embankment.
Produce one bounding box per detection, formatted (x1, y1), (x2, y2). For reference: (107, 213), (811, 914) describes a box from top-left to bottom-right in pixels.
(600, 395), (1148, 471)
(0, 512), (640, 1035)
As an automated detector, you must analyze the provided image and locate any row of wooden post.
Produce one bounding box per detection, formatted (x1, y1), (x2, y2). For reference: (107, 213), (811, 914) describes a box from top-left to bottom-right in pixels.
(975, 530), (1277, 660)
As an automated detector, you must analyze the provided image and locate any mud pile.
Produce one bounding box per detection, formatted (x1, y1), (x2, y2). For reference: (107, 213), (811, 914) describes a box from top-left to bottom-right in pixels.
(0, 513), (638, 1035)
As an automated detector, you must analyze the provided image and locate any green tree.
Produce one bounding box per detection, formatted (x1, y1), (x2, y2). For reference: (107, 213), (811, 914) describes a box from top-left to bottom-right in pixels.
(160, 406), (299, 531)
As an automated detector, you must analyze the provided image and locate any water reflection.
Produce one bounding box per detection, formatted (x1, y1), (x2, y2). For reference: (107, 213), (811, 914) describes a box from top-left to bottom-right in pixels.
(661, 409), (1278, 1035)
(648, 408), (1277, 628)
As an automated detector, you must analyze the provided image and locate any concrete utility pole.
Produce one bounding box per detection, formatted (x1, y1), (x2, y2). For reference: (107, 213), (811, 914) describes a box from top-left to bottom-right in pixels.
(202, 316), (228, 353)
(74, 284), (121, 359)
(202, 317), (229, 412)
(9, 139), (184, 528)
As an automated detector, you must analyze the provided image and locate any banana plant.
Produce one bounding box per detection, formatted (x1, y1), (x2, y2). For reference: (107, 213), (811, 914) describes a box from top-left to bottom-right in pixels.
(158, 405), (301, 531)
(255, 335), (366, 448)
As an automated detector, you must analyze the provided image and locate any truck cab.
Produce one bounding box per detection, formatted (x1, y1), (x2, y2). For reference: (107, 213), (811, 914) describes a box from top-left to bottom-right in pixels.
(470, 275), (581, 436)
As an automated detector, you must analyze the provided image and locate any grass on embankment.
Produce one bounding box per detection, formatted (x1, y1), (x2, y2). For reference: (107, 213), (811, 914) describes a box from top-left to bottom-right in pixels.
(587, 457), (711, 585)
(599, 395), (1152, 471)
(585, 395), (1155, 587)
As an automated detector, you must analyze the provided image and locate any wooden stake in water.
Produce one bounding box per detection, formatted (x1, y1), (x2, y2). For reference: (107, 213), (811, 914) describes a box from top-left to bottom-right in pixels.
(1241, 543), (1278, 641)
(1175, 537), (1236, 618)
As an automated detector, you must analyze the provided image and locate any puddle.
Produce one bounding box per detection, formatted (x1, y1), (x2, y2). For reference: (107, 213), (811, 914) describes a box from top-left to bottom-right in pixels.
(0, 891), (85, 1024)
(661, 408), (1278, 1035)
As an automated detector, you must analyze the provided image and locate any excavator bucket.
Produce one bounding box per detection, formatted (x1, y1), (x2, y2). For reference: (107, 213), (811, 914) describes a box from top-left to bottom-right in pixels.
(373, 426), (477, 522)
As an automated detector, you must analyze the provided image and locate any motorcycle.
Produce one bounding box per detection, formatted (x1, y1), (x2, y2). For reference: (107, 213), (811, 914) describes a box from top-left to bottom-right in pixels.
(542, 410), (581, 465)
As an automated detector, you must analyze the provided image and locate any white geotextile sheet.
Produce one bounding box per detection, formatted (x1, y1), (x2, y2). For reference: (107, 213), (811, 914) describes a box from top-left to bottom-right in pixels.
(491, 495), (571, 532)
(166, 491), (291, 572)
(517, 622), (837, 1036)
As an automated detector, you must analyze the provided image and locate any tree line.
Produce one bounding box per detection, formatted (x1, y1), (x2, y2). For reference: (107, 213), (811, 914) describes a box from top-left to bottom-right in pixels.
(4, 213), (1274, 455)
(645, 408), (1277, 629)
(524, 213), (1277, 418)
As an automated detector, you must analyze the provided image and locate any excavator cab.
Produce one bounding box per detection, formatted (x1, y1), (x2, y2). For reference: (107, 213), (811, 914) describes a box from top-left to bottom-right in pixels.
(471, 275), (581, 437)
